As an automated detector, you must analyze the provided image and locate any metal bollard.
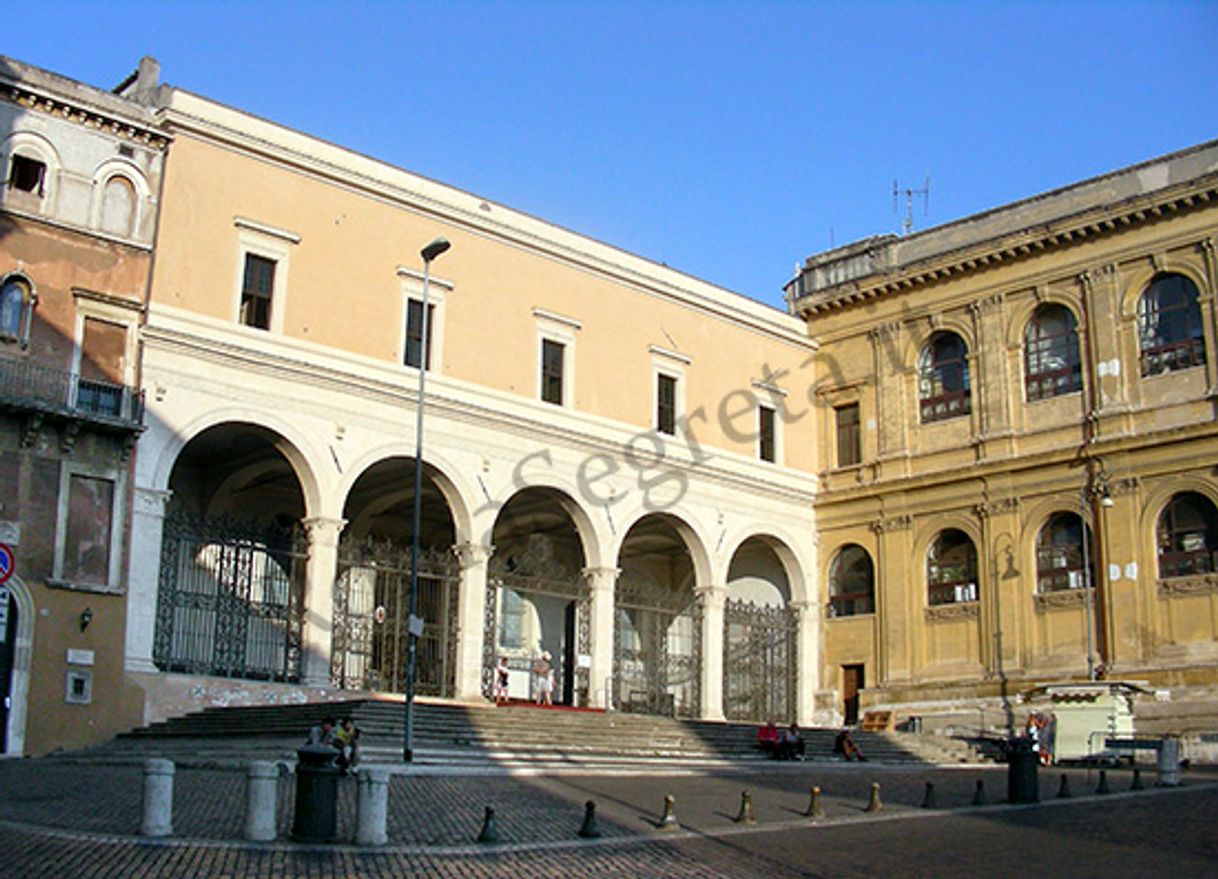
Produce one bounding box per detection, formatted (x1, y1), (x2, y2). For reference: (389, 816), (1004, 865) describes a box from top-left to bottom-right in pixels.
(920, 781), (937, 809)
(577, 800), (601, 839)
(356, 766), (391, 846)
(140, 758), (175, 837)
(972, 779), (988, 806)
(244, 761), (278, 842)
(1130, 767), (1144, 791)
(476, 806), (499, 844)
(1156, 736), (1181, 787)
(864, 781), (883, 813)
(734, 789), (756, 825)
(1096, 769), (1110, 795)
(291, 745), (341, 843)
(1057, 773), (1072, 799)
(658, 794), (680, 831)
(805, 786), (824, 820)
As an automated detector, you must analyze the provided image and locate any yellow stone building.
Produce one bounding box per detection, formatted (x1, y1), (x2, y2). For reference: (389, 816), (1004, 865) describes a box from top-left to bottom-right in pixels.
(787, 142), (1218, 733)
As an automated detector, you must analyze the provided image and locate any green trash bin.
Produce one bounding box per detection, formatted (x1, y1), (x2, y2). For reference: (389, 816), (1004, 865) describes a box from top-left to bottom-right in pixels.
(1007, 737), (1040, 804)
(291, 744), (341, 843)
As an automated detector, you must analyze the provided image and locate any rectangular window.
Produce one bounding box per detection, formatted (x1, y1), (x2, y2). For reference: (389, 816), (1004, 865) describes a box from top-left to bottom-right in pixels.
(541, 339), (565, 405)
(240, 253), (275, 330)
(63, 474), (115, 587)
(656, 374), (677, 435)
(835, 403), (861, 467)
(404, 299), (435, 369)
(758, 405), (776, 462)
(9, 154), (46, 196)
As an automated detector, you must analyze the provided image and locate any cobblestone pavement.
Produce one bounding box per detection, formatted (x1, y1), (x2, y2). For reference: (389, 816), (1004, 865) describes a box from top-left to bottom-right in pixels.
(0, 760), (1213, 877)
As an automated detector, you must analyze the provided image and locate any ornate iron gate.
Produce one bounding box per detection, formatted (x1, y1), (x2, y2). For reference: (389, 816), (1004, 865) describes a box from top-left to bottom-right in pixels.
(153, 512), (307, 681)
(331, 536), (459, 696)
(613, 579), (702, 718)
(722, 598), (797, 722)
(482, 536), (590, 704)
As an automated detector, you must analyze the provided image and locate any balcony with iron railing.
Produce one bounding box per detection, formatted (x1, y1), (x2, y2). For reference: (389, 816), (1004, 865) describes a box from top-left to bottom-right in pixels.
(0, 355), (145, 434)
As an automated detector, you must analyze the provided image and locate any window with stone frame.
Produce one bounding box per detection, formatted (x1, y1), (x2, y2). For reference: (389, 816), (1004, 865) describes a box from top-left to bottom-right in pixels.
(404, 298), (435, 370)
(927, 528), (978, 606)
(8, 153), (46, 196)
(1036, 512), (1092, 593)
(829, 544), (875, 617)
(918, 332), (971, 423)
(1138, 273), (1207, 377)
(541, 338), (565, 405)
(758, 404), (776, 462)
(0, 274), (35, 345)
(62, 473), (115, 587)
(1156, 492), (1217, 579)
(656, 373), (677, 435)
(240, 253), (275, 330)
(835, 402), (861, 467)
(1025, 304), (1082, 400)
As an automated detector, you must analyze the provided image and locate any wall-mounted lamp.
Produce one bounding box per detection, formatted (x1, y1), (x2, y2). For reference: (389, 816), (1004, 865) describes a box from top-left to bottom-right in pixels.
(79, 607), (93, 632)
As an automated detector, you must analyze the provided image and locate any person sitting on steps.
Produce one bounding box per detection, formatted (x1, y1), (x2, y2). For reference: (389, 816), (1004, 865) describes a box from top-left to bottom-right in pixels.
(834, 728), (867, 761)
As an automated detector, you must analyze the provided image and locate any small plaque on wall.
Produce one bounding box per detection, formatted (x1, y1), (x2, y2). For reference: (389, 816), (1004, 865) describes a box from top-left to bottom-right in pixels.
(66, 649), (95, 666)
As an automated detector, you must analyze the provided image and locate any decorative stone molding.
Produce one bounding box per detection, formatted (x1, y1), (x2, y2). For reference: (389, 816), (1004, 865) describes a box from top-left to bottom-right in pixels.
(2, 84), (169, 150)
(870, 514), (913, 534)
(1158, 574), (1218, 597)
(133, 487), (173, 517)
(302, 517), (346, 548)
(924, 602), (980, 623)
(1110, 477), (1141, 498)
(975, 498), (1019, 520)
(581, 566), (621, 590)
(1034, 589), (1087, 612)
(454, 542), (495, 569)
(869, 321), (901, 344)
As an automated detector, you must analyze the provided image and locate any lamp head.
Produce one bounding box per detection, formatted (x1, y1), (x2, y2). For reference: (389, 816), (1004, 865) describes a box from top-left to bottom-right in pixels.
(421, 238), (451, 263)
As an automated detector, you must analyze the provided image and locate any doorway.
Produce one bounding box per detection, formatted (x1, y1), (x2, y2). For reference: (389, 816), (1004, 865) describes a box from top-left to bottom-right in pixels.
(0, 590), (16, 752)
(842, 663), (865, 726)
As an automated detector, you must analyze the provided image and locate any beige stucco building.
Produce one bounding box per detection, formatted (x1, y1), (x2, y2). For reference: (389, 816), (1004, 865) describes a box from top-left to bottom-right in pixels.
(788, 142), (1218, 733)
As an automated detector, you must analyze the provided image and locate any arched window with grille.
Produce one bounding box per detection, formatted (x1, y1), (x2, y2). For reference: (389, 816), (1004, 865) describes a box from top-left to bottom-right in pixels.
(1138, 273), (1207, 376)
(0, 273), (36, 347)
(927, 529), (977, 606)
(1025, 305), (1082, 400)
(919, 332), (970, 423)
(1036, 512), (1093, 593)
(1157, 492), (1217, 579)
(829, 544), (875, 617)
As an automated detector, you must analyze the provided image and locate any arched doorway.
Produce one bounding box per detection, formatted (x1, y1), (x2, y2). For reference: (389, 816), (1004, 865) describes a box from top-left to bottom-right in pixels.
(152, 424), (308, 682)
(0, 575), (31, 756)
(614, 514), (701, 717)
(723, 537), (797, 722)
(332, 458), (458, 696)
(485, 488), (589, 705)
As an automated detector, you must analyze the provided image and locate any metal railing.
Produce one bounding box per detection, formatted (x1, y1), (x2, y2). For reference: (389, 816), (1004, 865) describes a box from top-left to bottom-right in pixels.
(0, 356), (144, 426)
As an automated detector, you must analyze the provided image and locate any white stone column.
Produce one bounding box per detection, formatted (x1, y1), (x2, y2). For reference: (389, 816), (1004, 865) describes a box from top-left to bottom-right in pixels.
(140, 758), (175, 837)
(453, 542), (493, 701)
(301, 517), (345, 687)
(791, 599), (818, 727)
(125, 487), (172, 674)
(697, 585), (727, 722)
(582, 566), (619, 709)
(244, 761), (278, 842)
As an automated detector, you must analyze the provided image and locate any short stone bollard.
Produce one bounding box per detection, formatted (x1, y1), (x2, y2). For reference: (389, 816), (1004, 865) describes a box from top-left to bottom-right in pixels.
(476, 806), (499, 844)
(1095, 769), (1110, 795)
(356, 766), (391, 846)
(1157, 736), (1181, 787)
(864, 781), (883, 813)
(1057, 774), (1072, 799)
(920, 781), (937, 809)
(140, 758), (175, 837)
(734, 789), (756, 825)
(972, 779), (988, 806)
(577, 800), (601, 839)
(805, 786), (824, 820)
(658, 794), (680, 831)
(244, 761), (278, 842)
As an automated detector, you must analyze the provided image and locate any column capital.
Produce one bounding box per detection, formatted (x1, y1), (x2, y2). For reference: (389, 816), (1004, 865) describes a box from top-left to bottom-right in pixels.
(581, 566), (621, 587)
(133, 487), (173, 517)
(302, 517), (346, 546)
(695, 584), (728, 606)
(453, 542), (494, 569)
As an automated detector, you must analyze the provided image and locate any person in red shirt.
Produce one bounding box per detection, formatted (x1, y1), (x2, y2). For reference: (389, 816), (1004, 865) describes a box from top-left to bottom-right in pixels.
(757, 720), (781, 757)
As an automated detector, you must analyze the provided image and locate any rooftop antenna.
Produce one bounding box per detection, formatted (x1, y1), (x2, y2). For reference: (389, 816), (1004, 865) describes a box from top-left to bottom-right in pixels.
(893, 176), (930, 236)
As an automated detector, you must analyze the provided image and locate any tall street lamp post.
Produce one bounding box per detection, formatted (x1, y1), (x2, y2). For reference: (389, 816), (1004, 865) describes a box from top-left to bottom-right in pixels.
(1079, 457), (1115, 683)
(404, 236), (450, 763)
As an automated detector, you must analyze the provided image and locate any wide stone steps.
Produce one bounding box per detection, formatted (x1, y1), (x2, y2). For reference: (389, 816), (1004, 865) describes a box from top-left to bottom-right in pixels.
(73, 697), (986, 769)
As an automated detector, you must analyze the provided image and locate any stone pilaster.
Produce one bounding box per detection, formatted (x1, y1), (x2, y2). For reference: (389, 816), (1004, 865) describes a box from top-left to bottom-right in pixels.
(125, 487), (172, 673)
(300, 517), (345, 687)
(453, 542), (494, 701)
(1197, 238), (1218, 397)
(696, 584), (727, 721)
(790, 599), (818, 727)
(582, 566), (619, 709)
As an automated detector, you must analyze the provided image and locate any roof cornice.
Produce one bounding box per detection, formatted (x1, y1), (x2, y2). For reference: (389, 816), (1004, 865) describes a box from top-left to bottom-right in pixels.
(0, 81), (168, 151)
(792, 174), (1218, 318)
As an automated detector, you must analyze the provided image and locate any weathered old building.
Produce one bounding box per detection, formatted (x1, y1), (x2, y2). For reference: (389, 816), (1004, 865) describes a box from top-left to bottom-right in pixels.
(0, 56), (166, 754)
(787, 142), (1218, 733)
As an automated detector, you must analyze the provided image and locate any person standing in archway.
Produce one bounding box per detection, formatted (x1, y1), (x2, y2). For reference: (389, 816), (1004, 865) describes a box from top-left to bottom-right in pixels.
(533, 651), (554, 706)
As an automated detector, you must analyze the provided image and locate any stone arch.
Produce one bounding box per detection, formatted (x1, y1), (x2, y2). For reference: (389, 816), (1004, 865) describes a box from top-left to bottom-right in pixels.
(613, 509), (713, 590)
(89, 158), (150, 238)
(721, 530), (804, 605)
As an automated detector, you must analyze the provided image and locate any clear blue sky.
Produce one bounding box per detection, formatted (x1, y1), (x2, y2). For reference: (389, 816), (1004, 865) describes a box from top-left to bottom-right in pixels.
(13, 1), (1217, 309)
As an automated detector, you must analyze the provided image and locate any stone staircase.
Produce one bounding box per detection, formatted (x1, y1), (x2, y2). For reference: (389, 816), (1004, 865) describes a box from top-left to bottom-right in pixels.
(66, 698), (989, 771)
